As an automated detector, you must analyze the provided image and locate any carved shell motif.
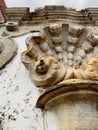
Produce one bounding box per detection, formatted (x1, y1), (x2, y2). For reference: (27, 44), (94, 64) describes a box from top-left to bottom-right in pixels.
(21, 23), (98, 87)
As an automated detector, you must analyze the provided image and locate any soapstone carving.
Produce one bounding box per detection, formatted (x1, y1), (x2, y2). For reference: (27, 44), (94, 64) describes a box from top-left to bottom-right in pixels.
(0, 37), (18, 68)
(21, 23), (98, 87)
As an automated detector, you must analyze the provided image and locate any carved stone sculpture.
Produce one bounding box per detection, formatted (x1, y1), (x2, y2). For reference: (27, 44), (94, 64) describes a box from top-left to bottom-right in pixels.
(21, 19), (98, 130)
(0, 37), (17, 68)
(21, 23), (98, 87)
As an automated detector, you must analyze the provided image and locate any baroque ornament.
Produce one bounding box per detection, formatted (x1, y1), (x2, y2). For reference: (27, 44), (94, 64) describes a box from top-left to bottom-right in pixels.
(21, 20), (98, 130)
(21, 23), (98, 87)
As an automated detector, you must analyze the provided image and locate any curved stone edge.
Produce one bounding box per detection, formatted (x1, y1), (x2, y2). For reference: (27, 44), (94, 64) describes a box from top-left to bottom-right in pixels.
(10, 30), (30, 38)
(36, 79), (98, 108)
(1, 27), (30, 38)
(0, 37), (18, 69)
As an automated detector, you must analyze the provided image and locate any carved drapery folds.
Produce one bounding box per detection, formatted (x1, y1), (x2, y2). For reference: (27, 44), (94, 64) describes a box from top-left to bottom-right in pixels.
(21, 23), (98, 87)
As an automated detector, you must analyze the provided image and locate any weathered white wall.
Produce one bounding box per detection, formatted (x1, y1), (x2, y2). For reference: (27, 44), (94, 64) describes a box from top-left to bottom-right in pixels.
(0, 34), (45, 130)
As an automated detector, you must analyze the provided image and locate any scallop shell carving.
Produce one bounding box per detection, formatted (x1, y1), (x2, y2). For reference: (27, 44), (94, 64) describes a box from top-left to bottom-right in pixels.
(21, 23), (98, 87)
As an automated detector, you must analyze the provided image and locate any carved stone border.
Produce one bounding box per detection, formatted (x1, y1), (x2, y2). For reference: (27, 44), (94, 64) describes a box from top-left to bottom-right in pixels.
(36, 79), (98, 108)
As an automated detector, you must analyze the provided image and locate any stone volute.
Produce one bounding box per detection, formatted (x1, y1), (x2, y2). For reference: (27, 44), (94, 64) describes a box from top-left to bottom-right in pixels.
(21, 22), (98, 130)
